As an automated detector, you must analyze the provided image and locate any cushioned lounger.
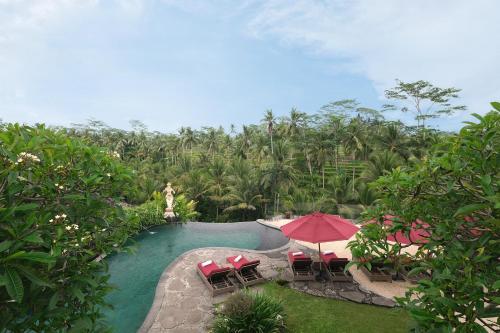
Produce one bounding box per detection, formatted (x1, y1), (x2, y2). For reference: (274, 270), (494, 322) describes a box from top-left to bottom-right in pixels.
(320, 252), (353, 282)
(226, 255), (265, 287)
(287, 251), (315, 281)
(197, 261), (236, 296)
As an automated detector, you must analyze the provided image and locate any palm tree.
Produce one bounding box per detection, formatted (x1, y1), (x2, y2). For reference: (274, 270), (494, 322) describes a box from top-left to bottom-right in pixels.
(377, 123), (410, 160)
(284, 107), (307, 138)
(311, 133), (331, 188)
(343, 118), (367, 190)
(261, 140), (297, 214)
(224, 159), (262, 220)
(328, 171), (354, 205)
(207, 158), (227, 220)
(202, 127), (219, 159)
(179, 169), (209, 201)
(180, 127), (197, 157)
(235, 125), (253, 159)
(263, 109), (275, 155)
(362, 151), (403, 182)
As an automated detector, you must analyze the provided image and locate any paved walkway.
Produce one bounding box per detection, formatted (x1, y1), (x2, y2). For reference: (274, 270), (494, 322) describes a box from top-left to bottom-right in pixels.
(257, 218), (415, 300)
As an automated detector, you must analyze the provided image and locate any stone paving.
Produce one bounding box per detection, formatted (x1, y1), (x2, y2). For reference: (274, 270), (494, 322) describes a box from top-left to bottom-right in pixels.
(140, 244), (396, 333)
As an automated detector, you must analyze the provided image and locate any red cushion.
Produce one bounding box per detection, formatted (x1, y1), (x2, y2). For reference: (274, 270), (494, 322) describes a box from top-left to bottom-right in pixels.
(288, 251), (311, 263)
(320, 252), (338, 265)
(198, 261), (219, 277)
(227, 255), (260, 271)
(198, 261), (231, 278)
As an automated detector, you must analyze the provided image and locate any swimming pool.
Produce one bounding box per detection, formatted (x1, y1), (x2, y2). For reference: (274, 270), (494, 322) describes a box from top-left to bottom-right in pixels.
(103, 221), (288, 333)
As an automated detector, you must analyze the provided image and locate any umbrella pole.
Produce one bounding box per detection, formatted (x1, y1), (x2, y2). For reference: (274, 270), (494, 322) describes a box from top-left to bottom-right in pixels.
(318, 243), (322, 272)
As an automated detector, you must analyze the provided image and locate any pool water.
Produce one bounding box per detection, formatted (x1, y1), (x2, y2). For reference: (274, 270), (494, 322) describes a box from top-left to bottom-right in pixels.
(103, 222), (288, 333)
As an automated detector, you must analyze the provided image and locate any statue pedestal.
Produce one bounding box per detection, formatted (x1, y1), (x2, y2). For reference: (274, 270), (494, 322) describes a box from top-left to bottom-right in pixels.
(164, 208), (175, 221)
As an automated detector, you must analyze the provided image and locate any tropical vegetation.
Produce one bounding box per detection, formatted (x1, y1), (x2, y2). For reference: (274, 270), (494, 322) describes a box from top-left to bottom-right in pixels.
(0, 124), (133, 332)
(1, 79), (497, 333)
(348, 103), (500, 332)
(63, 80), (464, 222)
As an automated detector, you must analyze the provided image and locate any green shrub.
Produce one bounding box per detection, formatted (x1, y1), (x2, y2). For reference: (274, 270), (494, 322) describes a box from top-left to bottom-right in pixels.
(125, 191), (166, 228)
(212, 290), (286, 333)
(126, 192), (198, 227)
(0, 124), (134, 332)
(173, 194), (199, 222)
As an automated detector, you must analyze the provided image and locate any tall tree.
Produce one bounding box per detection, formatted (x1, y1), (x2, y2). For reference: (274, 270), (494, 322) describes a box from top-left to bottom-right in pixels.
(263, 109), (276, 155)
(384, 79), (466, 129)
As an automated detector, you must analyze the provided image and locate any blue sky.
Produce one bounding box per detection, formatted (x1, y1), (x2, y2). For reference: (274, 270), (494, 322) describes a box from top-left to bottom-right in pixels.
(1, 0), (499, 132)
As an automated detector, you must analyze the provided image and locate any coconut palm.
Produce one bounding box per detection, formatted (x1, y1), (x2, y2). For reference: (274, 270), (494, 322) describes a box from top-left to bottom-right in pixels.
(262, 109), (276, 155)
(207, 158), (228, 220)
(362, 151), (403, 182)
(377, 123), (410, 160)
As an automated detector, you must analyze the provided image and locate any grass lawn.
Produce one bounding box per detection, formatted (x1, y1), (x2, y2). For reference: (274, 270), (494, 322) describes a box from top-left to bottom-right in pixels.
(262, 282), (413, 333)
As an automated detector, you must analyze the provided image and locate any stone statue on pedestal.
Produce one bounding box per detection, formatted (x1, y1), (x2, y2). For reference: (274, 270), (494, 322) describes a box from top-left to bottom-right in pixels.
(162, 182), (176, 220)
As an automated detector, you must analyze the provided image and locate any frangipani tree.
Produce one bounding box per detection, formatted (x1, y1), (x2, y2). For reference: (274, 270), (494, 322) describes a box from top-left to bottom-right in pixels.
(0, 124), (134, 332)
(353, 104), (499, 332)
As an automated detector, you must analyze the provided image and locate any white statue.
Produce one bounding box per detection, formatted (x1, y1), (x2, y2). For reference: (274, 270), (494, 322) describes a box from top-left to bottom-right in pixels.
(162, 183), (176, 219)
(163, 182), (175, 208)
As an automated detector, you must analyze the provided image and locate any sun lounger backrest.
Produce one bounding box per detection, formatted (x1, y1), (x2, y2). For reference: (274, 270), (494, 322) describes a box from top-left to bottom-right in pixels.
(292, 258), (312, 269)
(239, 260), (260, 271)
(328, 258), (349, 268)
(207, 267), (231, 280)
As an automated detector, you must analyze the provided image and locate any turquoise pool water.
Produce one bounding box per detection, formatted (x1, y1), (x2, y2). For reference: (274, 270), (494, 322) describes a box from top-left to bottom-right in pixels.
(104, 222), (288, 333)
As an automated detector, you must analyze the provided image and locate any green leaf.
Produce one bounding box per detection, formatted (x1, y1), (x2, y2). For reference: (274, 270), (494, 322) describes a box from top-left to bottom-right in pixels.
(68, 317), (93, 333)
(453, 204), (488, 217)
(23, 232), (44, 244)
(492, 280), (500, 290)
(12, 203), (38, 212)
(13, 264), (54, 288)
(48, 291), (60, 310)
(491, 101), (500, 111)
(407, 266), (427, 277)
(0, 240), (13, 252)
(5, 267), (24, 302)
(4, 251), (55, 263)
(74, 276), (98, 288)
(0, 274), (6, 286)
(71, 287), (85, 302)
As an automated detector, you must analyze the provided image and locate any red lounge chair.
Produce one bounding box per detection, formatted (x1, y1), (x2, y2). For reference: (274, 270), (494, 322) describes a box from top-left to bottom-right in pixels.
(320, 252), (353, 282)
(287, 251), (314, 281)
(197, 261), (236, 296)
(227, 255), (265, 287)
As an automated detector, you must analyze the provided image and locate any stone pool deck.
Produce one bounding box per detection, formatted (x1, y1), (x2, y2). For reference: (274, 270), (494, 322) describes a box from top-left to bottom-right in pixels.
(140, 244), (397, 333)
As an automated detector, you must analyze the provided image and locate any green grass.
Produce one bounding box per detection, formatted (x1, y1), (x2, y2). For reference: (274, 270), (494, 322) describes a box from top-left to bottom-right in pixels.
(262, 282), (413, 333)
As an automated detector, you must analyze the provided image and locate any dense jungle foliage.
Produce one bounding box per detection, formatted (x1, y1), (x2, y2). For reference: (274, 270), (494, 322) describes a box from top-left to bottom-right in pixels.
(58, 80), (467, 223)
(63, 99), (449, 222)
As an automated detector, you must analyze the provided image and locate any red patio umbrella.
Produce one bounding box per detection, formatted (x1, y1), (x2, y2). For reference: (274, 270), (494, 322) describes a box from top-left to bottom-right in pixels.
(280, 212), (359, 271)
(364, 215), (430, 245)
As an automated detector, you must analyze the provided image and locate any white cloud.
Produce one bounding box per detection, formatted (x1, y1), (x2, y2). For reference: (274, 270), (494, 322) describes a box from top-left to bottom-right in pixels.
(1, 0), (498, 131)
(245, 0), (500, 127)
